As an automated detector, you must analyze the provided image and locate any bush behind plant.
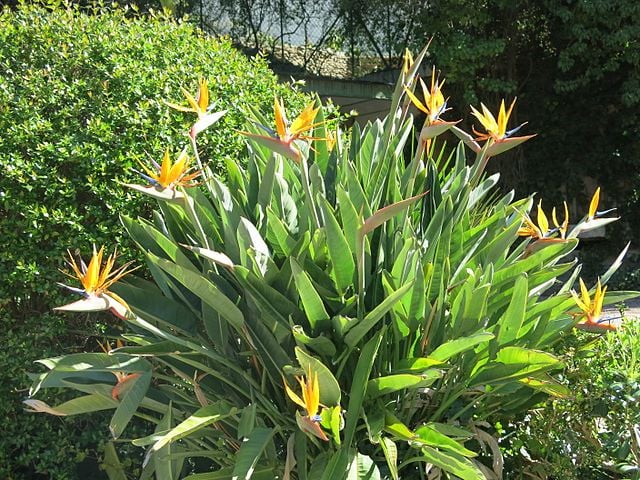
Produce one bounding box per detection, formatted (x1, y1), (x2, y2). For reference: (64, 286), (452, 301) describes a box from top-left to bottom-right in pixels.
(0, 3), (307, 477)
(503, 320), (640, 479)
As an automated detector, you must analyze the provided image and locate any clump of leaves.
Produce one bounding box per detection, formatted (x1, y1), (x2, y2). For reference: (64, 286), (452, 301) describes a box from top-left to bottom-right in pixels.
(504, 320), (640, 479)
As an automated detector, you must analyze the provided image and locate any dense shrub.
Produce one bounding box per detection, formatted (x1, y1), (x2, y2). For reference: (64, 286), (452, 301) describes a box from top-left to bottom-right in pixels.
(0, 3), (307, 477)
(503, 321), (640, 479)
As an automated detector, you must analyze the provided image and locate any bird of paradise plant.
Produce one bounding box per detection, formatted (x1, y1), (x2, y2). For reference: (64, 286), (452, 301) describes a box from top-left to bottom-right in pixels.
(27, 45), (639, 480)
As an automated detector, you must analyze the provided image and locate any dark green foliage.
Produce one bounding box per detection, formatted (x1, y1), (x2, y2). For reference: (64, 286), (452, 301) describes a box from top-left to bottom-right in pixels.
(0, 3), (306, 477)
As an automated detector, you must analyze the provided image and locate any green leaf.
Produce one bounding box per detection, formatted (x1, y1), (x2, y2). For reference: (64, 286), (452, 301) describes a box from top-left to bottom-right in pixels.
(257, 154), (277, 214)
(366, 371), (441, 400)
(394, 357), (444, 373)
(231, 427), (278, 480)
(111, 281), (198, 335)
(291, 258), (331, 331)
(380, 437), (398, 480)
(321, 331), (385, 480)
(110, 370), (152, 439)
(429, 332), (494, 362)
(150, 254), (244, 332)
(24, 394), (118, 416)
(344, 281), (413, 347)
(102, 441), (127, 480)
(420, 446), (484, 480)
(497, 274), (528, 345)
(293, 326), (337, 357)
(154, 404), (184, 480)
(295, 346), (342, 406)
(318, 196), (355, 295)
(414, 425), (476, 457)
(150, 402), (238, 452)
(237, 404), (257, 441)
(470, 346), (561, 386)
(346, 452), (381, 480)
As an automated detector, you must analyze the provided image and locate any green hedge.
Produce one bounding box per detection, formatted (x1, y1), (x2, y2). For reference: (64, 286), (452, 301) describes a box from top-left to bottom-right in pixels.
(0, 3), (306, 478)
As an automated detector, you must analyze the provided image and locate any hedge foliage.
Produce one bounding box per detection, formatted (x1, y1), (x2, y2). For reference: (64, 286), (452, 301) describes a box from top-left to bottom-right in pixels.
(0, 3), (307, 478)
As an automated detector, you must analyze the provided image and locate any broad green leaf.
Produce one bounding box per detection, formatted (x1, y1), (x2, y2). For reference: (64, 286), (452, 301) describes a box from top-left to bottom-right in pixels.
(237, 217), (270, 276)
(183, 466), (276, 480)
(111, 281), (198, 335)
(519, 374), (570, 397)
(429, 332), (494, 362)
(237, 404), (257, 441)
(291, 258), (331, 331)
(295, 346), (341, 406)
(344, 331), (385, 446)
(151, 402), (237, 452)
(231, 427), (278, 480)
(318, 196), (355, 295)
(154, 404), (184, 480)
(346, 452), (381, 480)
(24, 394), (117, 416)
(182, 245), (234, 270)
(414, 425), (476, 457)
(293, 326), (337, 357)
(366, 371), (441, 400)
(110, 370), (152, 439)
(320, 333), (385, 480)
(420, 446), (484, 480)
(257, 154), (277, 214)
(102, 441), (127, 480)
(121, 215), (197, 272)
(344, 281), (413, 347)
(337, 185), (362, 254)
(394, 357), (444, 373)
(497, 274), (528, 345)
(380, 437), (399, 480)
(470, 346), (561, 386)
(113, 341), (190, 356)
(150, 254), (244, 331)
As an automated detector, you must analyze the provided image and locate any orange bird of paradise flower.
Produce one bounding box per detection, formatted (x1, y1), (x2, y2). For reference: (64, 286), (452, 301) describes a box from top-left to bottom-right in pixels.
(572, 278), (615, 331)
(165, 78), (226, 138)
(242, 98), (323, 163)
(136, 149), (200, 190)
(405, 66), (459, 141)
(284, 367), (328, 441)
(57, 245), (137, 318)
(469, 98), (535, 156)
